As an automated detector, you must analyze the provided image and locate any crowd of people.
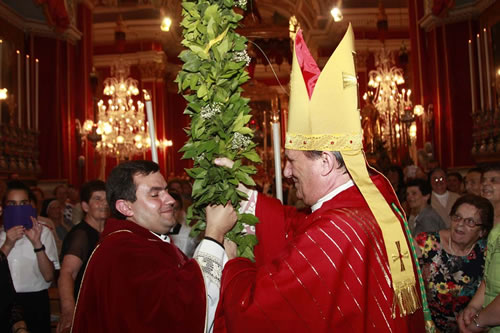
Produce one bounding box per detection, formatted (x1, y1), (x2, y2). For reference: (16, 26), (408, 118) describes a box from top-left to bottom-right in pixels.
(379, 163), (500, 332)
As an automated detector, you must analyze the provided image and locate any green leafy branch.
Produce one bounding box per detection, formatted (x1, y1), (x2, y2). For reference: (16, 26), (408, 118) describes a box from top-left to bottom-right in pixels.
(175, 0), (260, 259)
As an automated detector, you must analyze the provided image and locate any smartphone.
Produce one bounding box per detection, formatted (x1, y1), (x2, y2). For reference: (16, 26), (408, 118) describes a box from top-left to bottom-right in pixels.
(3, 205), (36, 230)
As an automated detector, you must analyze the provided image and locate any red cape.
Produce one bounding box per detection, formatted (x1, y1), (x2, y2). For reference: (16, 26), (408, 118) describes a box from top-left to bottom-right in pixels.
(215, 174), (424, 332)
(72, 218), (206, 333)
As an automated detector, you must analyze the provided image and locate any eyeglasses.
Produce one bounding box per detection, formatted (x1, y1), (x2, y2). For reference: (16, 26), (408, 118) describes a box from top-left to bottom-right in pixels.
(450, 214), (482, 228)
(432, 177), (445, 183)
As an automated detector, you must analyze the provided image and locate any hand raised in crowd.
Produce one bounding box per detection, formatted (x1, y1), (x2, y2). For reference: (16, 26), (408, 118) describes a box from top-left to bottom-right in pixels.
(4, 225), (24, 246)
(224, 238), (237, 260)
(205, 203), (237, 244)
(25, 216), (43, 249)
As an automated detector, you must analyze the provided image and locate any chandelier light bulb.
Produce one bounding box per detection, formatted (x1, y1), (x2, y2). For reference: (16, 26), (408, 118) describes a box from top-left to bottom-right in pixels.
(104, 122), (113, 134)
(117, 136), (124, 144)
(135, 134), (142, 142)
(0, 88), (8, 100)
(414, 105), (424, 116)
(161, 17), (172, 32)
(83, 120), (94, 132)
(330, 7), (343, 22)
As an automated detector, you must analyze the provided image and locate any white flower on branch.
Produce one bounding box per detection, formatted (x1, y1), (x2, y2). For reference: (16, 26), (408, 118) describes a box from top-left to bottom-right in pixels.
(195, 153), (205, 163)
(231, 132), (252, 151)
(232, 50), (251, 66)
(236, 0), (247, 9)
(200, 103), (223, 120)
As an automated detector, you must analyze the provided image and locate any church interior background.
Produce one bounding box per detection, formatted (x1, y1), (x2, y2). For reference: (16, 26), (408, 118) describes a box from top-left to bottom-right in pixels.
(0, 0), (498, 189)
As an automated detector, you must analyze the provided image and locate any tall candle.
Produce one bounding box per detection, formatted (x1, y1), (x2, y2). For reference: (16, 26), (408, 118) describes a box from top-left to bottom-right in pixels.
(272, 121), (283, 202)
(0, 39), (3, 89)
(476, 34), (484, 111)
(143, 90), (158, 163)
(35, 59), (39, 131)
(468, 40), (476, 112)
(26, 55), (30, 129)
(17, 50), (21, 127)
(484, 28), (492, 110)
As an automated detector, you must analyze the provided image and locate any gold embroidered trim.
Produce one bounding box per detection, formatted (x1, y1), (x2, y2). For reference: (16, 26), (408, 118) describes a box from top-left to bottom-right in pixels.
(392, 281), (421, 317)
(285, 132), (363, 151)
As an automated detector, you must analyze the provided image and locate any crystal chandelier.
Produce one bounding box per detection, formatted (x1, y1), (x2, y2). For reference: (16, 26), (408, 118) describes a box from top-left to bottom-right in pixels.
(82, 59), (150, 159)
(363, 48), (417, 160)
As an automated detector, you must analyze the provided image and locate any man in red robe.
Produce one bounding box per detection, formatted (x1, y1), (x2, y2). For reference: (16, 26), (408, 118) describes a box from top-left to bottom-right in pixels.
(213, 23), (428, 332)
(72, 160), (237, 332)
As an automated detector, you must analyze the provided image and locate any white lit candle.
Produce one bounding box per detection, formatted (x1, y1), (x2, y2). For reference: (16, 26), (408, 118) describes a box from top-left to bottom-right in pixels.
(272, 121), (283, 202)
(143, 90), (158, 163)
(0, 39), (3, 89)
(477, 34), (484, 111)
(35, 59), (39, 131)
(468, 40), (476, 112)
(26, 55), (30, 129)
(17, 50), (21, 127)
(484, 28), (492, 110)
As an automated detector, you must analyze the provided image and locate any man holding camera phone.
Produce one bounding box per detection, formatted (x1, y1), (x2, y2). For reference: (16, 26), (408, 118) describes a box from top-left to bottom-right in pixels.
(0, 180), (59, 333)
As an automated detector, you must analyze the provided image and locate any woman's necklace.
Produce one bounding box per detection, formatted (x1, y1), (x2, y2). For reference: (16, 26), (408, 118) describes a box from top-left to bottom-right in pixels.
(448, 235), (476, 257)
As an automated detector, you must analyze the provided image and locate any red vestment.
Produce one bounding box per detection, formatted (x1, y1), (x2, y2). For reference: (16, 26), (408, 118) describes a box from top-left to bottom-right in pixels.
(215, 175), (425, 332)
(72, 218), (206, 333)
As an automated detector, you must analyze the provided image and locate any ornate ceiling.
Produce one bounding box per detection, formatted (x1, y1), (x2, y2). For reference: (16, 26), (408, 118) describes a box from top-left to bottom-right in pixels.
(91, 0), (410, 59)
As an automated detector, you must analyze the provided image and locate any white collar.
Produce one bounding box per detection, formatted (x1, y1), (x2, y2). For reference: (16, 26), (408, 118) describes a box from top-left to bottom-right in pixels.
(311, 180), (355, 212)
(433, 191), (449, 199)
(151, 231), (171, 243)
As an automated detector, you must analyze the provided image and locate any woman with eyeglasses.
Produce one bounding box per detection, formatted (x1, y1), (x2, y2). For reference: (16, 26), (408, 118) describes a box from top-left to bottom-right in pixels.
(415, 194), (494, 332)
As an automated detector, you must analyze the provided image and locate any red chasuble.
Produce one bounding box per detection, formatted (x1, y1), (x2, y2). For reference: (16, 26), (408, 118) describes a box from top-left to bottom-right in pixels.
(214, 175), (425, 332)
(72, 218), (206, 333)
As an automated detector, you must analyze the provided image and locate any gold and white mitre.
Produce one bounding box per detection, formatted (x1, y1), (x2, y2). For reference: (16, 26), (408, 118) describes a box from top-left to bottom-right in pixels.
(286, 24), (420, 317)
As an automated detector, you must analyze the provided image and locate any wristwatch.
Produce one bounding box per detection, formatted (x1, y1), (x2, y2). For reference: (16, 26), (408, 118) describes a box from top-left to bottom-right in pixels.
(33, 244), (45, 253)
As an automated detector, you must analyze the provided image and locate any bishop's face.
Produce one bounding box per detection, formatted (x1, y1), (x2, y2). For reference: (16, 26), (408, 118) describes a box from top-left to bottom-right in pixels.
(127, 172), (176, 234)
(283, 149), (324, 206)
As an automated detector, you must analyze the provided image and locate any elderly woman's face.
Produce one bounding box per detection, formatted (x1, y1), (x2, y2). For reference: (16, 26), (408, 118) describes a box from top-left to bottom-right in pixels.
(48, 201), (63, 220)
(450, 203), (485, 246)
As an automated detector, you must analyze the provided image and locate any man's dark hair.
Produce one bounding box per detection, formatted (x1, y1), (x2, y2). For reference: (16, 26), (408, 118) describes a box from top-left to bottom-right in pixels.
(406, 178), (432, 196)
(3, 180), (30, 204)
(467, 167), (483, 175)
(450, 194), (494, 236)
(447, 171), (463, 182)
(482, 163), (500, 173)
(303, 150), (346, 170)
(80, 180), (106, 204)
(167, 178), (183, 193)
(428, 167), (445, 183)
(53, 184), (67, 195)
(106, 160), (160, 219)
